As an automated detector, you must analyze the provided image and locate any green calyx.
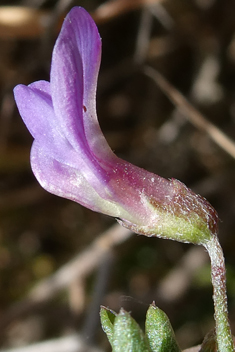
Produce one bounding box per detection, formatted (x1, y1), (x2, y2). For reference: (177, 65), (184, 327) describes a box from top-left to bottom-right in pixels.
(100, 303), (181, 352)
(120, 179), (218, 246)
(121, 206), (212, 246)
(145, 303), (181, 352)
(144, 207), (212, 245)
(100, 306), (149, 352)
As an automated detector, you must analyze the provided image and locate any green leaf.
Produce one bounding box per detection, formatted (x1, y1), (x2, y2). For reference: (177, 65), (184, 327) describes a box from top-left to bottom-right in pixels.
(100, 306), (117, 347)
(145, 302), (181, 352)
(112, 308), (150, 352)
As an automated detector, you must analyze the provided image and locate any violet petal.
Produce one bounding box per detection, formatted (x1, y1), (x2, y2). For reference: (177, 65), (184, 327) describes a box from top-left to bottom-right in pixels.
(51, 7), (113, 161)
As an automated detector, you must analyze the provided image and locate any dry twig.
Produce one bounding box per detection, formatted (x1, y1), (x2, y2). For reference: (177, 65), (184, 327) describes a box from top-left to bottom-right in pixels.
(144, 67), (235, 159)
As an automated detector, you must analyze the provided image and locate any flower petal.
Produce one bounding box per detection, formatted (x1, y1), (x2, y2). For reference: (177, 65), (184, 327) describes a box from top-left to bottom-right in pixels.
(14, 82), (77, 165)
(51, 7), (114, 161)
(14, 82), (115, 197)
(30, 141), (126, 217)
(14, 81), (53, 140)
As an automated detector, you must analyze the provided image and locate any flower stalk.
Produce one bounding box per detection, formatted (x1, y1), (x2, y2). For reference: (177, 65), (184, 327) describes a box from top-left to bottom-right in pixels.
(204, 236), (234, 352)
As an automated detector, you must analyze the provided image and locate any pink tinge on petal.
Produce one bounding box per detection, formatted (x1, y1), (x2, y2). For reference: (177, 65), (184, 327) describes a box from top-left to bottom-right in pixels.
(105, 159), (172, 221)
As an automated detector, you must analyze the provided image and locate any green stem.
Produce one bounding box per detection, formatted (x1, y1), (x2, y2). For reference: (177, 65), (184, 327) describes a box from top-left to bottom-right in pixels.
(204, 235), (234, 352)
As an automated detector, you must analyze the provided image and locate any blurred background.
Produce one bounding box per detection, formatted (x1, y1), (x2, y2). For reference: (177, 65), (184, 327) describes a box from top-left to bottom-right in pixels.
(0, 0), (235, 351)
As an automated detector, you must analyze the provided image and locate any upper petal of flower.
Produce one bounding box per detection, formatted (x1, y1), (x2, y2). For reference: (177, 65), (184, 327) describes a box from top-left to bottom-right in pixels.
(51, 7), (114, 162)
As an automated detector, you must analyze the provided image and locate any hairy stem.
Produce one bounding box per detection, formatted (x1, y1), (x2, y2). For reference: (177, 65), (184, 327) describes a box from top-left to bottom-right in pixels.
(204, 236), (234, 352)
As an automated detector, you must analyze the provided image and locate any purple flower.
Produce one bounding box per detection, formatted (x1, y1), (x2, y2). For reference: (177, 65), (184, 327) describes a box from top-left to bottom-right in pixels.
(14, 7), (218, 244)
